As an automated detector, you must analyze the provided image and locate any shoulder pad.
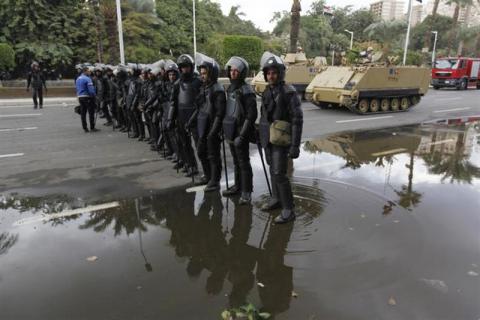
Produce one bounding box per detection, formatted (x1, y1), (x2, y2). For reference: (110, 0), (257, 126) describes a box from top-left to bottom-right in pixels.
(283, 84), (297, 94)
(240, 84), (255, 95)
(213, 82), (224, 93)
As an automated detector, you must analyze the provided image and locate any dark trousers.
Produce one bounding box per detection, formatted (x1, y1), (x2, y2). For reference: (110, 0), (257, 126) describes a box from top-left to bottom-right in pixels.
(197, 134), (222, 182)
(265, 145), (294, 210)
(177, 125), (198, 170)
(79, 97), (96, 130)
(101, 100), (112, 123)
(229, 140), (253, 193)
(32, 88), (43, 107)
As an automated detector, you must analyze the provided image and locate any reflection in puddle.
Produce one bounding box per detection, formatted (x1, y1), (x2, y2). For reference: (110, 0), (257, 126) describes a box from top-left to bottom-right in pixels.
(1, 118), (480, 319)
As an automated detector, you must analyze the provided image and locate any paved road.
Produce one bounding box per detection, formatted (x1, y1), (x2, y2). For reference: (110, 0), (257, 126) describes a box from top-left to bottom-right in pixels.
(1, 89), (479, 198)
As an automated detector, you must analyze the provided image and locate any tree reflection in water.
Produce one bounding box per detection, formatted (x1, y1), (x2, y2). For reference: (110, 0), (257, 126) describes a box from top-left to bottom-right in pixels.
(0, 232), (19, 255)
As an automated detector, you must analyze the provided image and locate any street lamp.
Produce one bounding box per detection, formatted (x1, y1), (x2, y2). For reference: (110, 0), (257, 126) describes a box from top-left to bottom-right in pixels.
(403, 0), (413, 65)
(431, 31), (438, 66)
(344, 29), (354, 50)
(115, 0), (125, 64)
(193, 0), (197, 60)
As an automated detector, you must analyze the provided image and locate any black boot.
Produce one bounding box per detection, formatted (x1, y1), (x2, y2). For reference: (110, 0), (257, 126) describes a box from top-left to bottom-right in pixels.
(274, 209), (296, 224)
(194, 175), (210, 186)
(261, 198), (281, 211)
(238, 192), (252, 205)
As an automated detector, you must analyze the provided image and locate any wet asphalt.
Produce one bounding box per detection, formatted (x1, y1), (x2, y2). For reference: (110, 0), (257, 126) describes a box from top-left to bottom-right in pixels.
(1, 89), (480, 319)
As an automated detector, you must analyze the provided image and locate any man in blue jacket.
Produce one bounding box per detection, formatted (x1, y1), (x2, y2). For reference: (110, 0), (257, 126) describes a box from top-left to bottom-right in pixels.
(76, 65), (98, 133)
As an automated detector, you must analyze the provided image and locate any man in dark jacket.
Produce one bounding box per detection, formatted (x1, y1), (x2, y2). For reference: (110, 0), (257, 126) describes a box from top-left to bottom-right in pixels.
(222, 56), (258, 204)
(192, 53), (226, 191)
(27, 61), (47, 109)
(167, 54), (202, 177)
(258, 52), (303, 224)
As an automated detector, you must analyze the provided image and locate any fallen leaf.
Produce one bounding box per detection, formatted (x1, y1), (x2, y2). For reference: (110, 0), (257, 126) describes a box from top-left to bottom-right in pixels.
(136, 286), (142, 290)
(467, 271), (479, 277)
(86, 256), (98, 262)
(388, 297), (397, 306)
(360, 214), (366, 219)
(420, 278), (448, 294)
(393, 220), (400, 223)
(292, 291), (299, 298)
(257, 282), (265, 288)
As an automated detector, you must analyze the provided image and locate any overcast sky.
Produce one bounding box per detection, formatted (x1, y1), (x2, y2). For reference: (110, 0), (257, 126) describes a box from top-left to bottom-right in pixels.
(213, 0), (370, 31)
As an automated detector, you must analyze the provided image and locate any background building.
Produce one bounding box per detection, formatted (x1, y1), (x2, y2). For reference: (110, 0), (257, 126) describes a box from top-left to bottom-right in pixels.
(423, 0), (480, 26)
(370, 0), (406, 21)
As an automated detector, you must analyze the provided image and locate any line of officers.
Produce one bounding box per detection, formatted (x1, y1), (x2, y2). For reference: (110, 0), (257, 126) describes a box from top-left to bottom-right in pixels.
(74, 52), (303, 224)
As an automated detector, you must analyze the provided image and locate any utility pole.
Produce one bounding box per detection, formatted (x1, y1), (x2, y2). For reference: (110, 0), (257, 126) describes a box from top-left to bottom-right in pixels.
(116, 0), (125, 65)
(403, 0), (413, 65)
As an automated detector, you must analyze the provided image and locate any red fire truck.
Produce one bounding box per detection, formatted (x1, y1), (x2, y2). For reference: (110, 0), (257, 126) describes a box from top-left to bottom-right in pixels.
(431, 57), (480, 90)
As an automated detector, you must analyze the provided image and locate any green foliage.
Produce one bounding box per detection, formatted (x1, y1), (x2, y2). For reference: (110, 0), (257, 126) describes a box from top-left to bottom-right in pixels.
(221, 303), (271, 320)
(0, 43), (15, 70)
(223, 35), (264, 71)
(364, 20), (407, 52)
(125, 45), (158, 63)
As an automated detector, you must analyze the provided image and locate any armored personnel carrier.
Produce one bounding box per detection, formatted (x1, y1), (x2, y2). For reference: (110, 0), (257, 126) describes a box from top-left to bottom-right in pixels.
(305, 64), (431, 114)
(251, 52), (327, 97)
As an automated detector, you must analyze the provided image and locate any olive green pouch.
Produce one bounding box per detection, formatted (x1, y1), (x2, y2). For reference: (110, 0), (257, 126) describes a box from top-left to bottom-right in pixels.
(269, 120), (292, 146)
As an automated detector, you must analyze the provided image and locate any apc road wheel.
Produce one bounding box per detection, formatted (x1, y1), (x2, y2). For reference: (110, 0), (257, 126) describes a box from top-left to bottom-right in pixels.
(357, 99), (370, 114)
(369, 99), (380, 112)
(390, 98), (400, 112)
(400, 97), (410, 110)
(380, 99), (390, 112)
(410, 95), (420, 106)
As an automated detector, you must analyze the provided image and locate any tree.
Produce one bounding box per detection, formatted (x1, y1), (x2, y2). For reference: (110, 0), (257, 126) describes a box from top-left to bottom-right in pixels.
(0, 43), (15, 71)
(100, 0), (119, 63)
(290, 0), (301, 53)
(445, 0), (473, 55)
(364, 20), (407, 54)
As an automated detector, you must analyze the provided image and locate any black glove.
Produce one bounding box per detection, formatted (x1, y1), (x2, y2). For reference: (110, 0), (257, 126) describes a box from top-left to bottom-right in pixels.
(233, 135), (244, 148)
(288, 146), (300, 159)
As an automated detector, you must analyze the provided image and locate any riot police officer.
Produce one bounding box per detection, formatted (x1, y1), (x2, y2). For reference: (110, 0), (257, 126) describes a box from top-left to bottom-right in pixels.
(27, 61), (47, 109)
(93, 65), (112, 126)
(222, 56), (257, 204)
(258, 52), (303, 224)
(125, 63), (142, 138)
(163, 60), (180, 160)
(105, 65), (121, 128)
(143, 62), (164, 149)
(192, 53), (226, 191)
(167, 54), (202, 177)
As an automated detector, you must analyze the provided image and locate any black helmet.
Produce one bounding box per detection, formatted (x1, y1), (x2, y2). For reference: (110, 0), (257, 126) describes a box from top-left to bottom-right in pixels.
(177, 54), (194, 69)
(260, 51), (286, 82)
(165, 59), (179, 78)
(195, 52), (219, 83)
(225, 56), (249, 81)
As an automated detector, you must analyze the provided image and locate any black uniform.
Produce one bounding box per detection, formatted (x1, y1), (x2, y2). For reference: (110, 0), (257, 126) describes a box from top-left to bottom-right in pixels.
(105, 70), (119, 127)
(27, 68), (46, 109)
(169, 54), (202, 176)
(222, 56), (258, 203)
(258, 52), (303, 224)
(163, 60), (180, 159)
(125, 69), (142, 138)
(94, 70), (112, 124)
(143, 71), (162, 147)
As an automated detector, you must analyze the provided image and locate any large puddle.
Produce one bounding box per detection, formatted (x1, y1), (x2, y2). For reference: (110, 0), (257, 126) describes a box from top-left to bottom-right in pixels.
(1, 117), (480, 319)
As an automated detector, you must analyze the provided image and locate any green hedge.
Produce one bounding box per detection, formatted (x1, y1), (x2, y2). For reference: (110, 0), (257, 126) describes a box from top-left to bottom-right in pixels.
(223, 35), (263, 71)
(0, 43), (15, 71)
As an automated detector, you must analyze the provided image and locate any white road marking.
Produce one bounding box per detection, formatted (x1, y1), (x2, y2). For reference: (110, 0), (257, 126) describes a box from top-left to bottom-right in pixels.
(0, 153), (24, 159)
(0, 113), (42, 118)
(13, 201), (120, 226)
(421, 139), (456, 146)
(0, 104), (72, 109)
(371, 148), (408, 157)
(0, 127), (38, 132)
(435, 97), (462, 101)
(336, 115), (393, 124)
(433, 107), (471, 113)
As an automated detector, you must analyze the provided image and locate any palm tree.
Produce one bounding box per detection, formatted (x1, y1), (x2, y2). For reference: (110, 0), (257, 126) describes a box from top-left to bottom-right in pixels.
(0, 232), (19, 255)
(446, 0), (473, 55)
(100, 0), (119, 63)
(290, 0), (301, 53)
(364, 20), (407, 54)
(395, 153), (422, 209)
